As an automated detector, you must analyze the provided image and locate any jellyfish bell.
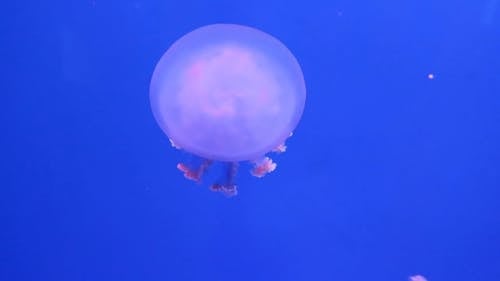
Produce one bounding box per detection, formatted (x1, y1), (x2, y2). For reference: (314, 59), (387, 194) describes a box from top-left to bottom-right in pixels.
(150, 23), (306, 196)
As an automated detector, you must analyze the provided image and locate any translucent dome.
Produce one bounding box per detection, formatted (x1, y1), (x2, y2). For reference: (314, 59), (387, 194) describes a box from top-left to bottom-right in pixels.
(150, 24), (306, 162)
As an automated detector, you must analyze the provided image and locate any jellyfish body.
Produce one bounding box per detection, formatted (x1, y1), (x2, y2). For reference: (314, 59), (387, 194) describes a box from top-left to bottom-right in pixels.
(150, 24), (306, 196)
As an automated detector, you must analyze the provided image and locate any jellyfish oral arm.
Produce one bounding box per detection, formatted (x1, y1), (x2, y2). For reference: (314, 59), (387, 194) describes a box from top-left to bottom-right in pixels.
(177, 159), (239, 197)
(272, 132), (293, 153)
(177, 159), (212, 182)
(210, 162), (238, 197)
(272, 143), (287, 153)
(251, 156), (277, 178)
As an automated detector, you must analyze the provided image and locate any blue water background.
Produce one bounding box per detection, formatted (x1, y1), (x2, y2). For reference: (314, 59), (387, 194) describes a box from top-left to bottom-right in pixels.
(2, 1), (499, 280)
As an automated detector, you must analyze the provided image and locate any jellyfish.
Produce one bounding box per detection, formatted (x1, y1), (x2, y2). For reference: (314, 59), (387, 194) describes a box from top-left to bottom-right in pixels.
(149, 24), (306, 197)
(409, 275), (427, 281)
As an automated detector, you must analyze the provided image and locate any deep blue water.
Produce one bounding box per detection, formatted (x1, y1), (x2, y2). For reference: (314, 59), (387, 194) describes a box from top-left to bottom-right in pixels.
(2, 1), (500, 281)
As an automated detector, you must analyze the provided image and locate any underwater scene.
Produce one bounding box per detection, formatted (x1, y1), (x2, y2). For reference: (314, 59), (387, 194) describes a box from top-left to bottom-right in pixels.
(2, 0), (499, 280)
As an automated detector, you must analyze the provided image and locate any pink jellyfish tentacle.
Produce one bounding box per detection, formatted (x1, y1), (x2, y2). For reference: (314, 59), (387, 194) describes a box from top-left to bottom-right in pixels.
(177, 159), (213, 182)
(250, 156), (277, 178)
(250, 132), (292, 177)
(172, 140), (213, 182)
(210, 162), (238, 197)
(272, 143), (287, 153)
(251, 132), (292, 177)
(272, 132), (293, 153)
